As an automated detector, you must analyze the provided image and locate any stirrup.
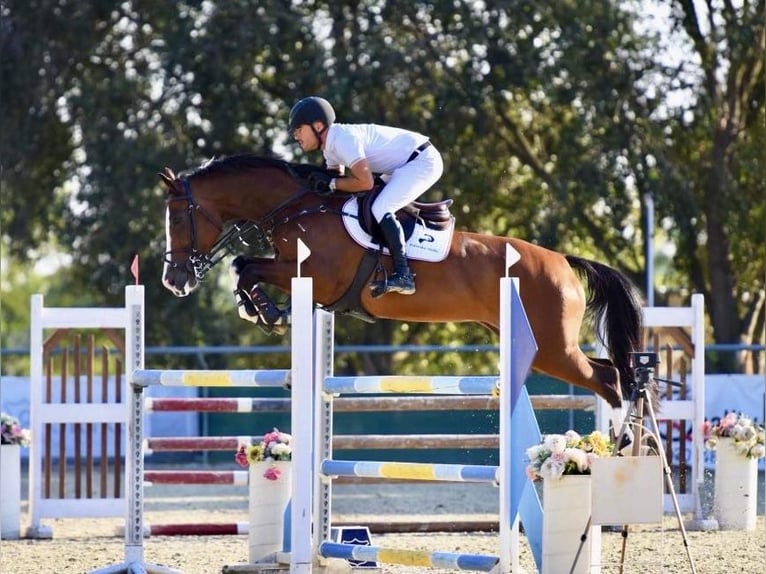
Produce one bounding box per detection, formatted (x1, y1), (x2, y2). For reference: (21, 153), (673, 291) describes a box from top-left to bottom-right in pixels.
(370, 272), (416, 298)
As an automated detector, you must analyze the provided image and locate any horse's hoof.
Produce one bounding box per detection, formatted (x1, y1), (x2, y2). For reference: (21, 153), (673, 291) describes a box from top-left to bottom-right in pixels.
(238, 308), (260, 325)
(271, 325), (289, 336)
(234, 289), (259, 318)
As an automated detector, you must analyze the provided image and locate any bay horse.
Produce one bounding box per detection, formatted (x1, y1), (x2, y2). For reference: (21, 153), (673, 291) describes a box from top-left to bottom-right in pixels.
(160, 154), (647, 410)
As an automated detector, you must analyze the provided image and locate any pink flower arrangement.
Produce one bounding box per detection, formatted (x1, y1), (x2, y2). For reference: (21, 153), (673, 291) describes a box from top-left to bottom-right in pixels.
(1, 412), (31, 446)
(235, 428), (292, 480)
(705, 412), (765, 459)
(525, 430), (613, 480)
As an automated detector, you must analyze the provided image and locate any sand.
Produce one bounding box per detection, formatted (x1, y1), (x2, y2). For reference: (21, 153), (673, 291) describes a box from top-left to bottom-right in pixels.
(1, 481), (764, 574)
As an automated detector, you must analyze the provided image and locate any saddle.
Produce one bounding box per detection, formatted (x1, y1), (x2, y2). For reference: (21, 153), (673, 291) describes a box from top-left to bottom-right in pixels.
(355, 185), (454, 245)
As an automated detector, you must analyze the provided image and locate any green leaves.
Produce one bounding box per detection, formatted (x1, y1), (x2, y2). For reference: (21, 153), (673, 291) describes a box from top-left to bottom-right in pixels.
(1, 0), (762, 369)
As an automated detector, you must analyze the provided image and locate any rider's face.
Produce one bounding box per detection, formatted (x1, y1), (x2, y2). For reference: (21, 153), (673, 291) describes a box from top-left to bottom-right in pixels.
(293, 122), (324, 152)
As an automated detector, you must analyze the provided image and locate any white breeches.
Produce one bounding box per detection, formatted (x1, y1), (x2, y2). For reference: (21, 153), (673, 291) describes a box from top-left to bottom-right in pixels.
(371, 145), (444, 221)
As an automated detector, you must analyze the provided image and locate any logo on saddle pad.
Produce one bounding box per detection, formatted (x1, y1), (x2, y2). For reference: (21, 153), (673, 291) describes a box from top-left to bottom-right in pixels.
(341, 198), (454, 263)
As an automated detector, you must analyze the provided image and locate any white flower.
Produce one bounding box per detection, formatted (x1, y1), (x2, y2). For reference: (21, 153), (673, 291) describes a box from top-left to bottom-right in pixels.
(526, 444), (543, 461)
(706, 413), (765, 459)
(544, 434), (568, 455)
(564, 430), (581, 444)
(565, 447), (589, 472)
(525, 429), (615, 481)
(270, 443), (292, 458)
(539, 457), (566, 480)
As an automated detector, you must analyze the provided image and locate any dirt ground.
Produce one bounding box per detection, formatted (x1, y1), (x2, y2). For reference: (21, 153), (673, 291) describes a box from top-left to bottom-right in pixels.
(1, 478), (764, 574)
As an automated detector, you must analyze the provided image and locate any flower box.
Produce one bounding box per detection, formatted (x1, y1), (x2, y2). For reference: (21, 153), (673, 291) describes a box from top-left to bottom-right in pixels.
(713, 437), (757, 530)
(542, 475), (600, 574)
(1, 412), (30, 540)
(590, 456), (663, 525)
(526, 430), (612, 574)
(1, 444), (22, 539)
(249, 461), (292, 563)
(704, 412), (763, 531)
(234, 428), (293, 563)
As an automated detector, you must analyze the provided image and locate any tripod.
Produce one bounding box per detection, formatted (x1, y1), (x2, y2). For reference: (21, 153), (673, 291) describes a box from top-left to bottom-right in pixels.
(569, 352), (697, 574)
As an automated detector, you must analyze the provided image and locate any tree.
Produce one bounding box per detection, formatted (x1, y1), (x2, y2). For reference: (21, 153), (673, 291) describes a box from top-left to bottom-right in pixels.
(656, 0), (765, 371)
(2, 1), (762, 375)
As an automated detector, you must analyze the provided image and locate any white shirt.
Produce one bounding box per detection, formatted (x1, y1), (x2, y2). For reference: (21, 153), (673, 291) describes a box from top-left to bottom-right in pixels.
(323, 123), (428, 175)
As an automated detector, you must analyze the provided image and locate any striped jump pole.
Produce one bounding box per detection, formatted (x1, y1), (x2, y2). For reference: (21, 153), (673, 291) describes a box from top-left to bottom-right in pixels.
(144, 522), (249, 537)
(319, 541), (499, 572)
(143, 434), (500, 455)
(144, 397), (291, 412)
(320, 460), (498, 483)
(142, 470), (248, 486)
(132, 369), (290, 388)
(323, 375), (498, 395)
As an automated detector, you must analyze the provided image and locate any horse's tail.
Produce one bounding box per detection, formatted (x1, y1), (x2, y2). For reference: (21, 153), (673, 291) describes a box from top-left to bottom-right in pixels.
(565, 255), (646, 402)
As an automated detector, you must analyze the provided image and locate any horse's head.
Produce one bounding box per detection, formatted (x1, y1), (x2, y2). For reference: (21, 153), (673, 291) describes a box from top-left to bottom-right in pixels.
(159, 155), (314, 297)
(160, 167), (223, 297)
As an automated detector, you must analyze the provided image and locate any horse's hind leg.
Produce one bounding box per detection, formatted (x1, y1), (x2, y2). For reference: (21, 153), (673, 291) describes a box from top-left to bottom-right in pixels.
(535, 346), (623, 409)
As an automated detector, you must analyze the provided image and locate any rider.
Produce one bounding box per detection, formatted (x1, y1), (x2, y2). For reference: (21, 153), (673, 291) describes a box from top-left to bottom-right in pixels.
(288, 96), (444, 297)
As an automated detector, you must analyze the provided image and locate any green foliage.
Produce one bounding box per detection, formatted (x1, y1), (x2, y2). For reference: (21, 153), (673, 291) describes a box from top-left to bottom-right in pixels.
(1, 0), (762, 373)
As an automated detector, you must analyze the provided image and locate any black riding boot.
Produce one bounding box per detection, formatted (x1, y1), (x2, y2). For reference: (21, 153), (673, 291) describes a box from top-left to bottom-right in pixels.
(370, 213), (416, 297)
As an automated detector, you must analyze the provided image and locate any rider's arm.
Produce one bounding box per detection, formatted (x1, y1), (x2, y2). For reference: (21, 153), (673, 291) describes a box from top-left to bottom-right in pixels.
(332, 158), (375, 193)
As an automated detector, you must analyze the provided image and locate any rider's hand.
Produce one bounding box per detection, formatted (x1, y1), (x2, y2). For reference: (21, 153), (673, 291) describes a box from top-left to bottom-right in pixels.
(308, 172), (334, 196)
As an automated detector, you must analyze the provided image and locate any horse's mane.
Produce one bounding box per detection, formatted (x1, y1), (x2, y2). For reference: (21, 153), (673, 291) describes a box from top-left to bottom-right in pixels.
(184, 153), (322, 181)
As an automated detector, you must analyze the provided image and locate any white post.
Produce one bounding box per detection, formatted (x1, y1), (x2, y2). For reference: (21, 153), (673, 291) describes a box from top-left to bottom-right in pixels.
(290, 277), (314, 574)
(27, 294), (46, 537)
(690, 294), (705, 518)
(313, 310), (334, 561)
(498, 277), (514, 574)
(124, 285), (145, 564)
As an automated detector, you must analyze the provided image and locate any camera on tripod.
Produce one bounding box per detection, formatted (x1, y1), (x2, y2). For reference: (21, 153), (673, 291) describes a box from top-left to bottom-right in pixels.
(629, 352), (660, 388)
(629, 351), (659, 370)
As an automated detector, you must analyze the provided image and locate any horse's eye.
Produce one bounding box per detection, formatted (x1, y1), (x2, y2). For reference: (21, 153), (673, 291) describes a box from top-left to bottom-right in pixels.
(170, 213), (186, 226)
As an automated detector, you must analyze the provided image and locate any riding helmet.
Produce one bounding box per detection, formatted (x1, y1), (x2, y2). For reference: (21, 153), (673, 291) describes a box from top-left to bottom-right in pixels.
(288, 96), (336, 132)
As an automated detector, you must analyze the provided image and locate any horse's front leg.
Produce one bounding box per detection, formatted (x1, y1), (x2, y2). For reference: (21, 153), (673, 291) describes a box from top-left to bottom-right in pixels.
(229, 256), (292, 333)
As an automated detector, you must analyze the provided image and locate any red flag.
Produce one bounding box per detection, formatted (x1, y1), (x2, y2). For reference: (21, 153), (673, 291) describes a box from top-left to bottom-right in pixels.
(130, 254), (139, 285)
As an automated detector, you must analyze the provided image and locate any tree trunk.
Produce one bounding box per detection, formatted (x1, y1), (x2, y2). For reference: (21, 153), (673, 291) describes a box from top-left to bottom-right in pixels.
(704, 127), (741, 372)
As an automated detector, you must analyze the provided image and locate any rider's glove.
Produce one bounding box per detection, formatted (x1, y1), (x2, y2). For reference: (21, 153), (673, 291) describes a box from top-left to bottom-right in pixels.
(308, 172), (334, 196)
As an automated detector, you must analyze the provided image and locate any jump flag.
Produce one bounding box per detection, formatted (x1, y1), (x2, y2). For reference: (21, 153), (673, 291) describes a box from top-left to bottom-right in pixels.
(130, 253), (139, 285)
(505, 243), (521, 276)
(296, 239), (311, 277)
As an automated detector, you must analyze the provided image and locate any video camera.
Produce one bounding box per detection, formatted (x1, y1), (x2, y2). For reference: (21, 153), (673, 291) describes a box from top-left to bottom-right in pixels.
(629, 351), (660, 388)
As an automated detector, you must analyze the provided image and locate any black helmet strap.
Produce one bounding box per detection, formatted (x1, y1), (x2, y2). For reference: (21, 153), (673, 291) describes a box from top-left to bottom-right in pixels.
(311, 122), (328, 146)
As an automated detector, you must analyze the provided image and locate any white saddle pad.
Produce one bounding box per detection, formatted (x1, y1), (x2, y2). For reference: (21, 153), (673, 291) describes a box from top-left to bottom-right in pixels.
(340, 198), (454, 263)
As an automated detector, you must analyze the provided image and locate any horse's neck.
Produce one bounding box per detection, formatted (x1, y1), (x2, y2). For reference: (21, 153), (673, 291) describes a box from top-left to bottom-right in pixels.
(202, 172), (298, 222)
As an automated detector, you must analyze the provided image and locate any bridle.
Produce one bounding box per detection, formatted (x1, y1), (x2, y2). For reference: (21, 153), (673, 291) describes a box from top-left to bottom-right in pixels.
(164, 178), (260, 281)
(163, 175), (315, 281)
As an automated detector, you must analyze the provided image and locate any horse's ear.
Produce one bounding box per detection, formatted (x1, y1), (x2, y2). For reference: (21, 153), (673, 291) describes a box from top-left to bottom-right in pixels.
(158, 169), (176, 190)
